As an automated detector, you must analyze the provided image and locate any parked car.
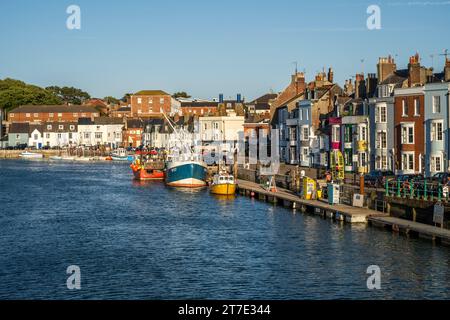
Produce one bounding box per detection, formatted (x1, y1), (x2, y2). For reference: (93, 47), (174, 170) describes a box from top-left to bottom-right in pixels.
(431, 172), (450, 185)
(364, 170), (395, 188)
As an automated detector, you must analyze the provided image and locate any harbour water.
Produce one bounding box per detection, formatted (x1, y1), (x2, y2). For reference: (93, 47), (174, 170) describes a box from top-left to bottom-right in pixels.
(0, 160), (449, 300)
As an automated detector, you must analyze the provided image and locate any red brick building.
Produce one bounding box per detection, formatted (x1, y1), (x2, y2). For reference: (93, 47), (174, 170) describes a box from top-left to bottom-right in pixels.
(394, 87), (425, 174)
(123, 118), (144, 148)
(130, 90), (174, 117)
(8, 105), (99, 123)
(180, 101), (218, 116)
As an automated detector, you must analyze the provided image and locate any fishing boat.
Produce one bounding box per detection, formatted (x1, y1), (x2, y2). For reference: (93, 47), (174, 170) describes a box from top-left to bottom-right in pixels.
(160, 111), (208, 188)
(130, 158), (165, 181)
(111, 148), (134, 162)
(209, 172), (236, 195)
(166, 159), (208, 188)
(19, 152), (43, 159)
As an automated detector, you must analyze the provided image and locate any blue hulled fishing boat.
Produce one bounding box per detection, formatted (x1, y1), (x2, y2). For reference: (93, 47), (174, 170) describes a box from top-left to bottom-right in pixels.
(165, 160), (208, 188)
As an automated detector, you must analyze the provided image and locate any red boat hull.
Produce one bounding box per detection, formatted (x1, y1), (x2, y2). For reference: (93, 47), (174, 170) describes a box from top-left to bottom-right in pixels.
(130, 165), (164, 181)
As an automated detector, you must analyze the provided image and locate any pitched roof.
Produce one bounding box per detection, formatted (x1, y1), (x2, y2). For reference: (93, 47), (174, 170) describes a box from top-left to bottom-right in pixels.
(134, 90), (169, 96)
(9, 122), (30, 134)
(43, 122), (78, 132)
(248, 93), (278, 105)
(10, 105), (98, 114)
(94, 117), (124, 125)
(380, 70), (408, 86)
(126, 119), (144, 129)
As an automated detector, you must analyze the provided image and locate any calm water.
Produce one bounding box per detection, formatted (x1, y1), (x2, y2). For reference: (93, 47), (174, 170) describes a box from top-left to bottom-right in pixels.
(0, 160), (449, 300)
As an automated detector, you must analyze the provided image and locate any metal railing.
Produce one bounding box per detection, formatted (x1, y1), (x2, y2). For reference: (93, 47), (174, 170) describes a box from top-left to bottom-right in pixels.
(385, 179), (446, 202)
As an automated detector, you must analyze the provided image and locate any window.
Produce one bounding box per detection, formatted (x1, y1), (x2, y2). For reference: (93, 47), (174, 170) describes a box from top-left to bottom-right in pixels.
(49, 113), (54, 117)
(58, 113), (62, 117)
(332, 126), (340, 143)
(359, 125), (367, 141)
(46, 133), (50, 139)
(34, 134), (38, 140)
(84, 133), (90, 139)
(302, 126), (309, 141)
(34, 113), (39, 117)
(81, 113), (86, 117)
(414, 99), (420, 116)
(401, 124), (414, 144)
(299, 110), (303, 121)
(376, 131), (387, 149)
(431, 121), (443, 141)
(301, 147), (309, 162)
(360, 153), (367, 167)
(10, 113), (14, 118)
(402, 153), (414, 171)
(376, 155), (388, 170)
(95, 132), (102, 139)
(402, 99), (408, 116)
(137, 98), (142, 104)
(377, 105), (387, 123)
(213, 122), (219, 130)
(26, 113), (31, 118)
(69, 133), (73, 139)
(149, 98), (153, 104)
(431, 155), (443, 173)
(57, 133), (62, 139)
(290, 127), (297, 141)
(47, 125), (52, 130)
(59, 125), (64, 130)
(306, 109), (309, 121)
(433, 96), (441, 113)
(73, 113), (78, 117)
(70, 125), (75, 130)
(160, 98), (164, 104)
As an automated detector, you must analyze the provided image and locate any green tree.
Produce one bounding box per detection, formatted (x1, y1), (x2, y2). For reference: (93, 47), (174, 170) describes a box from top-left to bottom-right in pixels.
(172, 91), (191, 99)
(121, 93), (132, 102)
(0, 78), (62, 112)
(45, 86), (91, 105)
(104, 96), (120, 105)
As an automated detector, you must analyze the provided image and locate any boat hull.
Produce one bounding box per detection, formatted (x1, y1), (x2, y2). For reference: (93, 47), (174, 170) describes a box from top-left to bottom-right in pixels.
(131, 166), (165, 181)
(165, 161), (208, 188)
(210, 183), (236, 195)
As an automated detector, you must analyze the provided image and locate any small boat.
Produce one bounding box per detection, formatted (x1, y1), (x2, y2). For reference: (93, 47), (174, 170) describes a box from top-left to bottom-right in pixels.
(74, 157), (92, 162)
(131, 165), (164, 181)
(210, 172), (236, 195)
(130, 157), (165, 181)
(111, 148), (134, 162)
(49, 156), (63, 161)
(19, 152), (44, 159)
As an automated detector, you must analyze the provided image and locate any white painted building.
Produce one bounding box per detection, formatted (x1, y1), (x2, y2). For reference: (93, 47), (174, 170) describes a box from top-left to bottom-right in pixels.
(78, 118), (124, 148)
(199, 113), (245, 144)
(28, 124), (44, 149)
(42, 122), (78, 148)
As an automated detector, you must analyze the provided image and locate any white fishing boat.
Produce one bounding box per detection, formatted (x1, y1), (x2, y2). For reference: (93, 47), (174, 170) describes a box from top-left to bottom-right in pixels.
(19, 152), (44, 159)
(162, 112), (208, 188)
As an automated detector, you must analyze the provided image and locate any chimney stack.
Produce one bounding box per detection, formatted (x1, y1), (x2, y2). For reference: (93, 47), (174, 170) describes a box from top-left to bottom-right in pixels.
(408, 53), (423, 86)
(445, 58), (450, 82)
(328, 67), (334, 83)
(377, 55), (397, 84)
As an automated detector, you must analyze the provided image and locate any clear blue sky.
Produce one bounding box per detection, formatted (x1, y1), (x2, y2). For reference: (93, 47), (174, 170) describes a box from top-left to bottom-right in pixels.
(0, 0), (449, 101)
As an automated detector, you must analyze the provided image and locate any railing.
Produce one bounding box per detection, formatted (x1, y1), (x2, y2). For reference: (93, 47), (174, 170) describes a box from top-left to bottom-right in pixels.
(385, 179), (447, 202)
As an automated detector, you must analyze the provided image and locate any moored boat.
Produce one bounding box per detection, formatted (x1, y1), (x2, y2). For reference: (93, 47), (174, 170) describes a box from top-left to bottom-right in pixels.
(165, 160), (208, 188)
(111, 148), (134, 162)
(19, 152), (44, 159)
(131, 165), (165, 181)
(210, 172), (236, 195)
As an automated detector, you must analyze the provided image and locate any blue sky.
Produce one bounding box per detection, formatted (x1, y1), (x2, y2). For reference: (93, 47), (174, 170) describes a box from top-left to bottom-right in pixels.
(0, 0), (449, 101)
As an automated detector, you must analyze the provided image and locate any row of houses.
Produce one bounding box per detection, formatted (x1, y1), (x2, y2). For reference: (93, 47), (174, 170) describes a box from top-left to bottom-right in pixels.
(271, 54), (450, 178)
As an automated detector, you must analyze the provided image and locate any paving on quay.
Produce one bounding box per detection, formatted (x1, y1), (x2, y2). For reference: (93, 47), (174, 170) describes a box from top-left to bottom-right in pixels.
(237, 179), (450, 245)
(236, 179), (388, 223)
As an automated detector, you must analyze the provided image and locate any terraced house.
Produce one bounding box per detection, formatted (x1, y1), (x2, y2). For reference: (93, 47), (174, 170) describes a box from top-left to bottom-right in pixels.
(7, 105), (99, 123)
(424, 82), (450, 177)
